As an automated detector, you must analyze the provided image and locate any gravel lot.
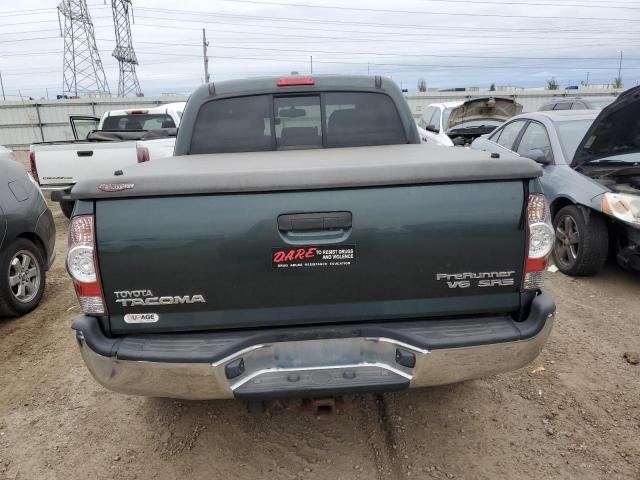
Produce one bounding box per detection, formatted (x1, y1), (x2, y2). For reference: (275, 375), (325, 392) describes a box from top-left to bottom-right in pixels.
(1, 154), (639, 480)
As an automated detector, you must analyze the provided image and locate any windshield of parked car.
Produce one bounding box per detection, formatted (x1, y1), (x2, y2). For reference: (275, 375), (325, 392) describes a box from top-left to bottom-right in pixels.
(102, 114), (176, 130)
(584, 152), (640, 165)
(448, 119), (503, 130)
(555, 119), (593, 162)
(588, 98), (615, 110)
(443, 107), (506, 131)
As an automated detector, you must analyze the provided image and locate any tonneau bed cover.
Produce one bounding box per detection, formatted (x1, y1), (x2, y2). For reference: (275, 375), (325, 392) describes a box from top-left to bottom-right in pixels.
(72, 143), (540, 200)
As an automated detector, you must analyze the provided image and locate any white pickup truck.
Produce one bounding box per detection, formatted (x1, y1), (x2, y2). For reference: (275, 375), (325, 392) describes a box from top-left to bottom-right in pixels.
(29, 102), (185, 217)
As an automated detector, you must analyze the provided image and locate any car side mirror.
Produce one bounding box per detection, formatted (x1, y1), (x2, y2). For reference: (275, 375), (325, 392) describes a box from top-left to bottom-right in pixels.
(425, 124), (439, 133)
(524, 148), (551, 165)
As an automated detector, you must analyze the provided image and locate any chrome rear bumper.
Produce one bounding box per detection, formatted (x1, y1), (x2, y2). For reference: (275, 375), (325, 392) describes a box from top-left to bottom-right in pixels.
(74, 292), (555, 400)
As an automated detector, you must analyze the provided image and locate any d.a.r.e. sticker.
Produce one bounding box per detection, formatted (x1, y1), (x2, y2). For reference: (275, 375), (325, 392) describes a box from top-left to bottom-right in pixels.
(272, 245), (355, 269)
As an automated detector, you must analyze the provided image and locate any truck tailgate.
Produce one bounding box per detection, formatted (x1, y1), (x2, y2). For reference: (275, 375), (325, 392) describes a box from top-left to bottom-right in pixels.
(96, 181), (527, 334)
(34, 141), (138, 187)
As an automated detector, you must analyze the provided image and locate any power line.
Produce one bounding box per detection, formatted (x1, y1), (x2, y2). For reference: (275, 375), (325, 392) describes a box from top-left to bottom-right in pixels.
(412, 0), (640, 10)
(1, 28), (62, 36)
(202, 53), (640, 71)
(150, 1), (640, 22)
(0, 36), (61, 44)
(90, 35), (634, 54)
(206, 43), (640, 62)
(133, 9), (640, 37)
(3, 10), (638, 38)
(5, 45), (638, 67)
(130, 14), (640, 39)
(0, 15), (114, 27)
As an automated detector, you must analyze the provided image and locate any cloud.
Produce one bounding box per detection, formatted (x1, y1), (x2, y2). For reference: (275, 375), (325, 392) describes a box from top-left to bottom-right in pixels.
(1, 0), (638, 97)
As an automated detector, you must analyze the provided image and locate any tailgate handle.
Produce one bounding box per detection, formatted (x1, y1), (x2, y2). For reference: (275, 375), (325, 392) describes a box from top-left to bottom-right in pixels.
(278, 212), (352, 232)
(77, 150), (94, 157)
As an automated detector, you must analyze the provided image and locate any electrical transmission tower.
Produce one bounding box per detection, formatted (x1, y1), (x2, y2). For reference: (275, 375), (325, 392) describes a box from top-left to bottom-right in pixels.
(111, 0), (142, 97)
(58, 0), (110, 96)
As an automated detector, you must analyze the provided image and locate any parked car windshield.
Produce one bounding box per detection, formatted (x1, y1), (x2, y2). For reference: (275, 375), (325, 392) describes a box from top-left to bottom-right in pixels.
(555, 119), (593, 162)
(448, 119), (503, 130)
(588, 98), (615, 110)
(586, 152), (640, 165)
(443, 107), (503, 130)
(442, 108), (453, 128)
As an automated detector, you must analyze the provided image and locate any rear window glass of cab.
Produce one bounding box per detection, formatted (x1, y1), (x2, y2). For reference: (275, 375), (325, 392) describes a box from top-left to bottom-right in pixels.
(189, 92), (407, 154)
(102, 114), (175, 130)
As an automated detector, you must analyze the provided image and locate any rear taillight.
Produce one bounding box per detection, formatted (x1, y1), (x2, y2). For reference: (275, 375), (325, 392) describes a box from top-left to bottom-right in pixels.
(66, 215), (106, 315)
(29, 150), (40, 184)
(137, 146), (150, 163)
(523, 193), (554, 290)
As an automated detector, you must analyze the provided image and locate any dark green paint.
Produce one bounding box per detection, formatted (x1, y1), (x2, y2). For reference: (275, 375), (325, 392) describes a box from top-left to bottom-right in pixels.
(95, 180), (528, 334)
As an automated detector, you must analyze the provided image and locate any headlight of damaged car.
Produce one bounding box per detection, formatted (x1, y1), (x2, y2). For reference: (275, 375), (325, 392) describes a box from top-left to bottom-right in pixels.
(602, 193), (640, 227)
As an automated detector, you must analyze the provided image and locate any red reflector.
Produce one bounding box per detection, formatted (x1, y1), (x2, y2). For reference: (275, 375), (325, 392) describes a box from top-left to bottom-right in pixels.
(74, 281), (102, 297)
(29, 150), (39, 184)
(137, 146), (150, 163)
(276, 76), (315, 87)
(526, 257), (547, 273)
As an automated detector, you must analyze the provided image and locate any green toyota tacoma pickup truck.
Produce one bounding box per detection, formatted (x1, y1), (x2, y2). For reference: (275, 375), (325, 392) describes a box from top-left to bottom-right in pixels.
(66, 75), (556, 404)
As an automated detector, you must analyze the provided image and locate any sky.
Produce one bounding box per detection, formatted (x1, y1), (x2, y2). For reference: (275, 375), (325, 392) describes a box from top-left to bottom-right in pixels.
(1, 0), (640, 98)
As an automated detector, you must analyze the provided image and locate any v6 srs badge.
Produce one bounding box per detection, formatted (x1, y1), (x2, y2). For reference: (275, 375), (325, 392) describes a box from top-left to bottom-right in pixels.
(272, 245), (355, 269)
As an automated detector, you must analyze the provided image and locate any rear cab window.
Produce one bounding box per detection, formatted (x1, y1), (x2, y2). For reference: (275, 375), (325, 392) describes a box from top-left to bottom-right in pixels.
(275, 96), (322, 149)
(190, 92), (407, 154)
(102, 114), (176, 130)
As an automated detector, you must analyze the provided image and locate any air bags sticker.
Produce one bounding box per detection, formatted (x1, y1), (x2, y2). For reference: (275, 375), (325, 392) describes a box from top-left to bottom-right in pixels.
(272, 245), (355, 269)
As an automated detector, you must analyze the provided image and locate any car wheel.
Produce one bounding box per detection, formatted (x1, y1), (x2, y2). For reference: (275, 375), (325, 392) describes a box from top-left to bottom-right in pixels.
(60, 201), (74, 219)
(552, 205), (608, 276)
(0, 238), (46, 317)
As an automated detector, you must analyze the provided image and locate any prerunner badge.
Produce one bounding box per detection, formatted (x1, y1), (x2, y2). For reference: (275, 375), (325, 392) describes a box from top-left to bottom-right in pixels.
(272, 245), (355, 269)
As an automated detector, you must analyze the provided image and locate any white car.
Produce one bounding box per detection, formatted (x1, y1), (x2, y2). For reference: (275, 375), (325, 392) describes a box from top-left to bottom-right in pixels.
(417, 97), (523, 147)
(29, 102), (185, 217)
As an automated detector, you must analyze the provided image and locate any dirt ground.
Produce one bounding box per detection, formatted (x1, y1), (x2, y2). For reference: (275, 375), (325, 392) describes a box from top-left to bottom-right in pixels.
(1, 153), (639, 480)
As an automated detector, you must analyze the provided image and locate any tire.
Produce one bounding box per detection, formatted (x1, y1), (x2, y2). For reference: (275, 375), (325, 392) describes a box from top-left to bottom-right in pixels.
(0, 238), (47, 317)
(60, 201), (74, 219)
(552, 205), (609, 276)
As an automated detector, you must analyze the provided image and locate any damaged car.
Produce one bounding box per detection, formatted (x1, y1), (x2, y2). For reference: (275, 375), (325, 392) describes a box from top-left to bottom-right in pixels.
(417, 97), (523, 147)
(472, 85), (640, 275)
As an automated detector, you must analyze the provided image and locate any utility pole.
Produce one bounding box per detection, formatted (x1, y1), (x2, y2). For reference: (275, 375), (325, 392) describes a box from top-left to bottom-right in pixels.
(310, 55), (313, 74)
(585, 71), (589, 86)
(202, 28), (210, 84)
(617, 50), (624, 80)
(0, 71), (5, 101)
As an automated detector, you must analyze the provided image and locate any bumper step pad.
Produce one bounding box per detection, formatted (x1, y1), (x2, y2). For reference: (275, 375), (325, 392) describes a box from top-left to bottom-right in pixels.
(234, 365), (409, 399)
